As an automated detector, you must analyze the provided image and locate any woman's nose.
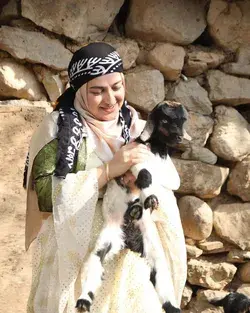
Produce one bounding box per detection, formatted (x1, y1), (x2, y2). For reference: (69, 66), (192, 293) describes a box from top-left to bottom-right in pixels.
(105, 89), (116, 105)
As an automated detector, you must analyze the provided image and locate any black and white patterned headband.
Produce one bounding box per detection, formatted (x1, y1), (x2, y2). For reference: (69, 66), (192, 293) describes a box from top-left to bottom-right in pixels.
(68, 42), (123, 91)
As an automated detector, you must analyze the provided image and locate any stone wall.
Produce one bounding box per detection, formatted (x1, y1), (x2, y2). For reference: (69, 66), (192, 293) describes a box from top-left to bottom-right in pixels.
(0, 0), (250, 312)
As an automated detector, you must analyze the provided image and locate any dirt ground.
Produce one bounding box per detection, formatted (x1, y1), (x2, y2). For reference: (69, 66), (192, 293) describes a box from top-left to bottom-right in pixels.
(0, 106), (47, 313)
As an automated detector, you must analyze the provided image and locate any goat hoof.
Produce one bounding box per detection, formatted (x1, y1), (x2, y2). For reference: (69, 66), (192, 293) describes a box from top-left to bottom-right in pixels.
(162, 301), (181, 313)
(144, 195), (159, 211)
(129, 204), (143, 220)
(75, 299), (91, 312)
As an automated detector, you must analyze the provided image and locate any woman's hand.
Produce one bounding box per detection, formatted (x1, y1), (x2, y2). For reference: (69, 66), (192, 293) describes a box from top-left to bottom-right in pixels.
(108, 142), (153, 179)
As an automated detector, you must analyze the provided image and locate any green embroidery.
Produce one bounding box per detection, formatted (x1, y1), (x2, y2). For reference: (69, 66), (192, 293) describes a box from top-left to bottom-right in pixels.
(33, 138), (87, 212)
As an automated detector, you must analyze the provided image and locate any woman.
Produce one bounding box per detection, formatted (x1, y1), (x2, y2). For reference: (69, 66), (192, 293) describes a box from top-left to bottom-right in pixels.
(25, 42), (187, 313)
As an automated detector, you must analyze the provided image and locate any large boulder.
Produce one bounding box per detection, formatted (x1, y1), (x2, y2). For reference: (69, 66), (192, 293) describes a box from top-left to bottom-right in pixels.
(173, 159), (229, 199)
(214, 203), (250, 250)
(187, 257), (237, 289)
(238, 263), (250, 283)
(207, 0), (250, 51)
(22, 0), (123, 42)
(210, 106), (250, 161)
(183, 46), (226, 77)
(0, 26), (72, 70)
(125, 66), (165, 111)
(207, 70), (250, 106)
(184, 112), (214, 147)
(125, 0), (207, 45)
(227, 155), (250, 202)
(181, 145), (217, 165)
(178, 196), (213, 241)
(147, 43), (185, 81)
(166, 79), (213, 115)
(104, 35), (140, 70)
(0, 59), (46, 101)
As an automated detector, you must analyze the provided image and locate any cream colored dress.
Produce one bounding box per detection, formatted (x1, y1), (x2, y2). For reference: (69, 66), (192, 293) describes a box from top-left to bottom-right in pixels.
(26, 112), (187, 313)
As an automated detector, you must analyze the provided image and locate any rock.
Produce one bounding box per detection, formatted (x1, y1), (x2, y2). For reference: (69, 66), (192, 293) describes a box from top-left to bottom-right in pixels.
(0, 26), (72, 70)
(181, 145), (218, 165)
(186, 244), (203, 259)
(207, 70), (250, 106)
(206, 193), (239, 212)
(165, 79), (213, 115)
(236, 46), (250, 65)
(207, 0), (250, 51)
(0, 59), (47, 101)
(197, 241), (224, 252)
(104, 35), (140, 70)
(147, 43), (185, 81)
(183, 297), (223, 313)
(227, 155), (250, 202)
(238, 262), (250, 283)
(22, 0), (124, 42)
(185, 238), (197, 246)
(178, 196), (213, 241)
(0, 0), (19, 21)
(0, 99), (52, 113)
(173, 159), (229, 199)
(125, 0), (207, 45)
(187, 258), (237, 289)
(184, 112), (214, 147)
(197, 289), (229, 303)
(221, 63), (250, 77)
(183, 47), (226, 77)
(237, 284), (250, 297)
(214, 203), (250, 250)
(125, 66), (165, 111)
(198, 232), (237, 255)
(210, 106), (250, 161)
(227, 250), (250, 264)
(33, 65), (64, 102)
(181, 285), (193, 309)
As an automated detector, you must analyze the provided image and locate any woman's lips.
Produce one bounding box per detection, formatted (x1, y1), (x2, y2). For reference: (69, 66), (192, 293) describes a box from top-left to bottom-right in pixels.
(100, 105), (116, 113)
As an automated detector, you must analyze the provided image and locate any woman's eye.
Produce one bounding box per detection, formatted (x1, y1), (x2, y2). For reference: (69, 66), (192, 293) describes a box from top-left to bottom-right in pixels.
(113, 85), (122, 91)
(91, 91), (102, 96)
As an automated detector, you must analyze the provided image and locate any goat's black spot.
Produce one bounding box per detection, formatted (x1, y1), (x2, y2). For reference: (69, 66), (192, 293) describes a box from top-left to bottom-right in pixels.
(150, 268), (156, 287)
(75, 298), (91, 311)
(96, 243), (112, 263)
(135, 169), (152, 189)
(88, 292), (94, 301)
(162, 301), (181, 313)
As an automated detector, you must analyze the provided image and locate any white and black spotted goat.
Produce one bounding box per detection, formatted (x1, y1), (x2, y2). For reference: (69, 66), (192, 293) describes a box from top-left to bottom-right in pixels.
(76, 101), (188, 313)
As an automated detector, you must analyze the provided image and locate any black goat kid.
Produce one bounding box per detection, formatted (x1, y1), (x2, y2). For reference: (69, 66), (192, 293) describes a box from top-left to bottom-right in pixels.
(76, 101), (188, 313)
(210, 292), (250, 313)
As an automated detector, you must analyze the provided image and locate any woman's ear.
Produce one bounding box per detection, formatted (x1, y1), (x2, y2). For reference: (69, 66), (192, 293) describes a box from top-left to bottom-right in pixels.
(139, 119), (154, 142)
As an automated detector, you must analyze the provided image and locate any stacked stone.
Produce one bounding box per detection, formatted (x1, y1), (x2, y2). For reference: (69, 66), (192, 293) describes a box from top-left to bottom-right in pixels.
(0, 0), (250, 312)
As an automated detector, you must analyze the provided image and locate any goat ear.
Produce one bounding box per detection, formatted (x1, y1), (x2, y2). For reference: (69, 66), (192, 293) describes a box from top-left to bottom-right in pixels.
(140, 118), (154, 142)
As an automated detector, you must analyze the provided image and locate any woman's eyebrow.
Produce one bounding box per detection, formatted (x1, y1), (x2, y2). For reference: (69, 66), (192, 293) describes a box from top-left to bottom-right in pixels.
(89, 80), (122, 89)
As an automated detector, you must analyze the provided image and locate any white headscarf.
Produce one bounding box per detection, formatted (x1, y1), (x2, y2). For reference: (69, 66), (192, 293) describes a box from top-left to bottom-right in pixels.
(74, 73), (145, 161)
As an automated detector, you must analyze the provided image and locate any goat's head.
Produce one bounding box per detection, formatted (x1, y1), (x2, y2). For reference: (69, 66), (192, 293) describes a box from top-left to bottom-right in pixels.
(140, 100), (189, 147)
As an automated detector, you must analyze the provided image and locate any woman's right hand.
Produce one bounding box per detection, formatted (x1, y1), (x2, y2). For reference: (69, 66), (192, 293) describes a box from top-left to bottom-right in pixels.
(108, 142), (153, 179)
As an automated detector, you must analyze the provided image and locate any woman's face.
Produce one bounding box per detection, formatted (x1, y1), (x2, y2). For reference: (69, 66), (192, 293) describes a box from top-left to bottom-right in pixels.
(86, 72), (125, 121)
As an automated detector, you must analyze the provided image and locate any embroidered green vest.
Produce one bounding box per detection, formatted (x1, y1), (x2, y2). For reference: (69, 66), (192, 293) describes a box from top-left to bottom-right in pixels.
(32, 138), (87, 212)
